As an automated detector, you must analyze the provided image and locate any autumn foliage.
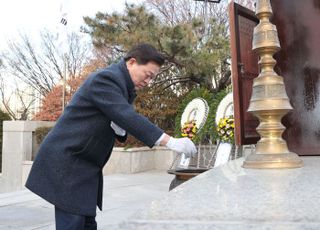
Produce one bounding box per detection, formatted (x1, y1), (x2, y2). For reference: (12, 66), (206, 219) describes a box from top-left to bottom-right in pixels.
(34, 59), (106, 121)
(34, 85), (64, 121)
(33, 77), (86, 121)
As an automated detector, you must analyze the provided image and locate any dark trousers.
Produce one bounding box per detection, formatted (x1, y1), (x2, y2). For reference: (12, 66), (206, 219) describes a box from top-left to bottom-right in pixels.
(55, 206), (97, 230)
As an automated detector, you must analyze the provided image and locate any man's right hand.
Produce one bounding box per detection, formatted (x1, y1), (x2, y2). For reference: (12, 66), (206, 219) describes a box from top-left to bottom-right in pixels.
(165, 137), (197, 158)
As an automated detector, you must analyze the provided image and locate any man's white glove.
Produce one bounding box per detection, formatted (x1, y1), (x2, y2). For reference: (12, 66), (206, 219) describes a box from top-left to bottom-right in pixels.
(165, 137), (197, 158)
(110, 122), (126, 136)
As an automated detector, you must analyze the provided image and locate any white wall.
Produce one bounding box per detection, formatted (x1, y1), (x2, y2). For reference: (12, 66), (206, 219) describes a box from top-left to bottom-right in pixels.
(0, 121), (176, 193)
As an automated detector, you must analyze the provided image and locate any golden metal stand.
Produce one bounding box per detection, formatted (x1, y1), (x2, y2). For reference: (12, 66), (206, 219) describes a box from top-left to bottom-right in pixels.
(242, 0), (303, 169)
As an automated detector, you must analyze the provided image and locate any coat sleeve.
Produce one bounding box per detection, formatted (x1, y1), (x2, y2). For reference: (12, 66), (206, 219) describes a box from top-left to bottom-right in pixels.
(88, 73), (163, 147)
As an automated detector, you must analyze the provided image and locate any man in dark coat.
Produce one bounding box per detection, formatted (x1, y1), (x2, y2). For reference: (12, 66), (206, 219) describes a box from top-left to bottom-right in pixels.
(26, 43), (197, 230)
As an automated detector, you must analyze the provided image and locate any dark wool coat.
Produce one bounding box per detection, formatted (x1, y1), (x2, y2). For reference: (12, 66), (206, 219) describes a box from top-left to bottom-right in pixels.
(25, 60), (163, 216)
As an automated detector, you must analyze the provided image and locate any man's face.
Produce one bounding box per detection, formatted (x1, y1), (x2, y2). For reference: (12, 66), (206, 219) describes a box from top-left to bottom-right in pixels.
(126, 58), (160, 90)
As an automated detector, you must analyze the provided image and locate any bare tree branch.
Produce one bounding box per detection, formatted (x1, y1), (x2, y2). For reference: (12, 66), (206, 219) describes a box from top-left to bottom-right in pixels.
(1, 30), (92, 98)
(0, 76), (35, 120)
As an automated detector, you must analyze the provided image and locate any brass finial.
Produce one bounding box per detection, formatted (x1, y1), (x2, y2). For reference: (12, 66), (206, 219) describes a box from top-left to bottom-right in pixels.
(242, 0), (303, 169)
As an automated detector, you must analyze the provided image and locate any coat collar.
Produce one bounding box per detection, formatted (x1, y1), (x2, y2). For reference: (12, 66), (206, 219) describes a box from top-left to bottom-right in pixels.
(118, 59), (136, 103)
(118, 59), (134, 91)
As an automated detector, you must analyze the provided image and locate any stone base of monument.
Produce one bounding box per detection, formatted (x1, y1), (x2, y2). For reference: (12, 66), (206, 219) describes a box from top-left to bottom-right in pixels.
(118, 156), (320, 229)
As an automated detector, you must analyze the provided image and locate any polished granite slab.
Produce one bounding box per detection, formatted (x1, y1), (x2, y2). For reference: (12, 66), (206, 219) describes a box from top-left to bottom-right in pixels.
(118, 156), (320, 229)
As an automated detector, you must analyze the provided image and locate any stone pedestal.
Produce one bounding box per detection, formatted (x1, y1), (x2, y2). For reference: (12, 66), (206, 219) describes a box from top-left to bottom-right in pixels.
(0, 121), (54, 193)
(118, 156), (320, 229)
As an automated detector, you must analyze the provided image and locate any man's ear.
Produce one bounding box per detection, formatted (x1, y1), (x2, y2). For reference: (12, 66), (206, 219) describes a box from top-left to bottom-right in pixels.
(127, 58), (137, 67)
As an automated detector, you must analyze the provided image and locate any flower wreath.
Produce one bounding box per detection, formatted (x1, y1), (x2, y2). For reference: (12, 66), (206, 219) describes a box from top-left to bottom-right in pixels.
(181, 120), (198, 140)
(216, 116), (235, 143)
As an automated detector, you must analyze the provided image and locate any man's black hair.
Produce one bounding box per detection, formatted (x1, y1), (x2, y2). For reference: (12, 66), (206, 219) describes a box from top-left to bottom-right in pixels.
(124, 43), (165, 66)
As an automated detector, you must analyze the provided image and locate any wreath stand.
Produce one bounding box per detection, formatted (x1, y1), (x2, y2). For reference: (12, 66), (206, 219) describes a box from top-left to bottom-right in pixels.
(168, 97), (211, 190)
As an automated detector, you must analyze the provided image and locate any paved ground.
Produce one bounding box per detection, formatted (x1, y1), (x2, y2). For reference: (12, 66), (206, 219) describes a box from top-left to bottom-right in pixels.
(0, 170), (174, 230)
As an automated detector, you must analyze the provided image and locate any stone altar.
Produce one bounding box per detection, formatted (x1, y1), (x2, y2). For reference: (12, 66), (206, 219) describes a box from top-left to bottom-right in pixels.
(118, 156), (320, 229)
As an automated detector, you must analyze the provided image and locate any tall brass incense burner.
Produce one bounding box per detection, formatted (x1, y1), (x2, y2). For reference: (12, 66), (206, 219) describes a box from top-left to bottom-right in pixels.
(242, 0), (302, 168)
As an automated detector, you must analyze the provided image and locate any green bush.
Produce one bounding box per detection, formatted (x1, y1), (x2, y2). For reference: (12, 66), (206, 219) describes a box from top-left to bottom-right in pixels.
(174, 87), (228, 144)
(35, 126), (53, 144)
(0, 110), (11, 172)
